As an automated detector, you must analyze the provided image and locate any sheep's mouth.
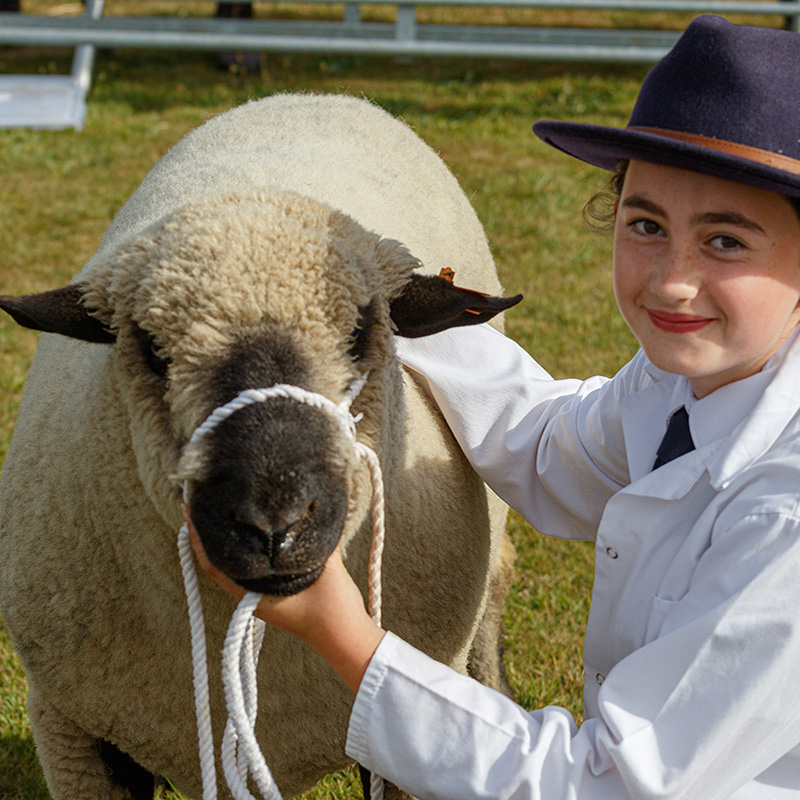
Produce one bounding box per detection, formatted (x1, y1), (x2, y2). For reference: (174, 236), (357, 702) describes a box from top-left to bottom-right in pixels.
(237, 564), (326, 596)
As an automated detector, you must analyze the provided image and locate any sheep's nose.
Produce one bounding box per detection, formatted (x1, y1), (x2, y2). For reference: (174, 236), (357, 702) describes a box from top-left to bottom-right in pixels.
(251, 520), (297, 568)
(231, 501), (316, 568)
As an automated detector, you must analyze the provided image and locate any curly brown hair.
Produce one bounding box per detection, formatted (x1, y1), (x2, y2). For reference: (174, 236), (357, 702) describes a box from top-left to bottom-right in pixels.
(582, 161), (628, 235)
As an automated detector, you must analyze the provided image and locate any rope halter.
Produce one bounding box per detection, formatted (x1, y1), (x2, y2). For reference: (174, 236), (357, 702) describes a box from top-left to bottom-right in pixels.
(177, 376), (386, 800)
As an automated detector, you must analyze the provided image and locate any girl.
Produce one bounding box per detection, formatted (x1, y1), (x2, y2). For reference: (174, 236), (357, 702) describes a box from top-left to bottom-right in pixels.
(191, 15), (800, 798)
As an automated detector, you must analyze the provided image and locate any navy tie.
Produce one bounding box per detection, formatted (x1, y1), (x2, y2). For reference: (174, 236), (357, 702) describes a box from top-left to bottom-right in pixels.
(652, 407), (695, 470)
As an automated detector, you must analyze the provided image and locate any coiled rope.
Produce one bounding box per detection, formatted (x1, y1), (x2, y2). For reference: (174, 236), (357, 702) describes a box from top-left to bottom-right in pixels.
(177, 377), (386, 800)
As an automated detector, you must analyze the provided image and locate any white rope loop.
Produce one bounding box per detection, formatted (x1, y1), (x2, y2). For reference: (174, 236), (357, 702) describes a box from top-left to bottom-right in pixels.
(178, 524), (218, 800)
(178, 376), (386, 800)
(220, 593), (278, 800)
(358, 444), (385, 629)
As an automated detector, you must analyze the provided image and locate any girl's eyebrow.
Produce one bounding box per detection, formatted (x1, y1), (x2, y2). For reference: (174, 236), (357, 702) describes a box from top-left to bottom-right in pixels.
(691, 211), (767, 234)
(620, 195), (666, 216)
(621, 195), (766, 234)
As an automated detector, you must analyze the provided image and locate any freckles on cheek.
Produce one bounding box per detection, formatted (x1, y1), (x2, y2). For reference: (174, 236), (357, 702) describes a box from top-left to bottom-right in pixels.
(723, 278), (795, 343)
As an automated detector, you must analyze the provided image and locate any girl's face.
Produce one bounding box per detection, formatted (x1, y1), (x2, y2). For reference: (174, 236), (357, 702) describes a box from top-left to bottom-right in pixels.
(613, 161), (800, 398)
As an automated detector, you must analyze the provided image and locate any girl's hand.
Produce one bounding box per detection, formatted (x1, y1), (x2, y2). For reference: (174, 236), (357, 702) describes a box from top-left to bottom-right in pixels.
(184, 508), (385, 692)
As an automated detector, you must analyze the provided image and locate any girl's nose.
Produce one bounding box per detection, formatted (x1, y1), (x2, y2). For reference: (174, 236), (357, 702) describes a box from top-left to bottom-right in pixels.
(649, 246), (701, 302)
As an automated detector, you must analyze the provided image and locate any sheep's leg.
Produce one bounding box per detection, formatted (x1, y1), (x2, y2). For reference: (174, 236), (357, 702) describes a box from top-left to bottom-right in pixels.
(384, 781), (416, 800)
(98, 740), (158, 800)
(359, 764), (371, 798)
(359, 767), (415, 800)
(467, 533), (516, 698)
(28, 686), (154, 800)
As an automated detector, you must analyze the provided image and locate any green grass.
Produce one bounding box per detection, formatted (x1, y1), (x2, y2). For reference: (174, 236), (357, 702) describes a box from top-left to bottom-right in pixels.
(0, 27), (652, 799)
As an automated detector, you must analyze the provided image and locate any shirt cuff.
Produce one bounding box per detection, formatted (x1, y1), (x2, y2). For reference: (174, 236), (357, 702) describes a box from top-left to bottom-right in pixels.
(345, 629), (397, 766)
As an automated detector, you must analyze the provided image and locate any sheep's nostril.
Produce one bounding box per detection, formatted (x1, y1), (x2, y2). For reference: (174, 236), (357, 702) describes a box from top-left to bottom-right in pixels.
(228, 501), (315, 568)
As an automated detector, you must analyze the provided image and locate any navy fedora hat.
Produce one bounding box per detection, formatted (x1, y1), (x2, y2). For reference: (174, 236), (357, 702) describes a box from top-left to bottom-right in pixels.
(533, 15), (800, 197)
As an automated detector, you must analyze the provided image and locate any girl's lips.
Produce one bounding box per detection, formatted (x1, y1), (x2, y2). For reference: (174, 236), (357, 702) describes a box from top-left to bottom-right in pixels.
(646, 309), (714, 333)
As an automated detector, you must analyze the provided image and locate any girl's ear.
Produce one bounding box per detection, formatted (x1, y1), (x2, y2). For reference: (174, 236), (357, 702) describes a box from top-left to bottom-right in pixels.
(0, 284), (116, 343)
(390, 273), (522, 338)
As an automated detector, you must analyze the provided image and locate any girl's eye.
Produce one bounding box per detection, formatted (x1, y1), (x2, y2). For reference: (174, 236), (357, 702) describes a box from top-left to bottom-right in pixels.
(709, 234), (744, 251)
(631, 218), (663, 236)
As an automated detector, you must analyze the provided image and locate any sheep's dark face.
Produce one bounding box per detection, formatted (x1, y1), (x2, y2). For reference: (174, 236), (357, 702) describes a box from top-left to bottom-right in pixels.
(112, 193), (389, 594)
(185, 331), (354, 595)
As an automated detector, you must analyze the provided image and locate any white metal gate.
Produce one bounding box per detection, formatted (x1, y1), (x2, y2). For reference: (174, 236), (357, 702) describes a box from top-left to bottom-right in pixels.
(1, 0), (798, 129)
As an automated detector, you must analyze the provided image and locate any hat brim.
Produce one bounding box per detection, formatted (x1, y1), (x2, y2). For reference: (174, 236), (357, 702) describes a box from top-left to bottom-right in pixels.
(533, 120), (800, 199)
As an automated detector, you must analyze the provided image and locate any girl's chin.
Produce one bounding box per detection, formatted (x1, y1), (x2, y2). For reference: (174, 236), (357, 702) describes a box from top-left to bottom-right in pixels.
(640, 344), (712, 379)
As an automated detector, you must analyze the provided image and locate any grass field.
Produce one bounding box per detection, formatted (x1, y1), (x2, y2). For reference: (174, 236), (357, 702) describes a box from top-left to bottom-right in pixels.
(0, 11), (752, 796)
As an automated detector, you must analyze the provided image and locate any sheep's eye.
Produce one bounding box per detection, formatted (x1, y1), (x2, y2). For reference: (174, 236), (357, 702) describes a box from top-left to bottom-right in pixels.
(133, 324), (171, 379)
(348, 299), (376, 362)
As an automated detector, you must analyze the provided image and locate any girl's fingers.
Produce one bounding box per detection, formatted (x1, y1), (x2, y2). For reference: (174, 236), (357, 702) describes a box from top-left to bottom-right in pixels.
(184, 506), (247, 601)
(182, 506), (356, 638)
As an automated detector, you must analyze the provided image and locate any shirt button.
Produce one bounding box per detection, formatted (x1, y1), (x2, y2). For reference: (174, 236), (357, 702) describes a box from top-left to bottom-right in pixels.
(606, 547), (618, 559)
(596, 673), (605, 685)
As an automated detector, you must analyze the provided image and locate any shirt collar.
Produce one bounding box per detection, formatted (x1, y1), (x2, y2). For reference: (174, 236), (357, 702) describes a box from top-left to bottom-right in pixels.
(657, 326), (800, 453)
(708, 326), (800, 488)
(628, 326), (800, 490)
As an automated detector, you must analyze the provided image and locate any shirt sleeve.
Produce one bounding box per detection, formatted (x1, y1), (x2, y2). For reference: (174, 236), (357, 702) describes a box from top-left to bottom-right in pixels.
(346, 509), (800, 800)
(346, 632), (630, 800)
(396, 325), (635, 540)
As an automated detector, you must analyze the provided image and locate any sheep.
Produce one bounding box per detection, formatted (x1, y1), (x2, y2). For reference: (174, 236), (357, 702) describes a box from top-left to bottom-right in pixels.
(0, 92), (520, 800)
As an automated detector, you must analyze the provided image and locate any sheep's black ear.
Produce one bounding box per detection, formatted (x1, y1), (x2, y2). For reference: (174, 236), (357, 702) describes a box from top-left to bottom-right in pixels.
(390, 273), (522, 338)
(0, 284), (115, 344)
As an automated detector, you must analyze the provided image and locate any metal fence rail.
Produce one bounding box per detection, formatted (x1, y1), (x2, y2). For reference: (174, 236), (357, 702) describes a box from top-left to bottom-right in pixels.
(2, 0), (799, 61)
(1, 0), (798, 128)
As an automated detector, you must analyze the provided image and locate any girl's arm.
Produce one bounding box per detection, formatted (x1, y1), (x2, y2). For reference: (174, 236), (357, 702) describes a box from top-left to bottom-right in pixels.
(345, 508), (800, 800)
(397, 324), (633, 539)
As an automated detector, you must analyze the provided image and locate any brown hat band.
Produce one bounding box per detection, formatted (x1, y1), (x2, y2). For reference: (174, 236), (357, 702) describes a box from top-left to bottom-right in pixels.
(628, 126), (800, 178)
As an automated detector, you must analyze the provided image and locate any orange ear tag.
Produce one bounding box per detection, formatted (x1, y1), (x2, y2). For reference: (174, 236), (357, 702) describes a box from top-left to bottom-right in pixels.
(438, 267), (488, 314)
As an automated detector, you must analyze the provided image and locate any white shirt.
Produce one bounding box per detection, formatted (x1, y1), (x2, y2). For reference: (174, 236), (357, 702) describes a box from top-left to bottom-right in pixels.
(345, 324), (800, 799)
